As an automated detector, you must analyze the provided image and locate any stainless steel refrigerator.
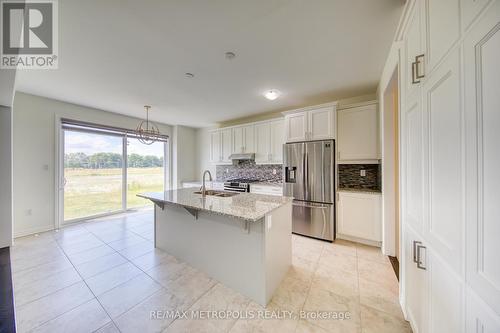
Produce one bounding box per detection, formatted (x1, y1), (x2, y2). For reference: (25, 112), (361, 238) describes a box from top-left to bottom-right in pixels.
(283, 140), (335, 242)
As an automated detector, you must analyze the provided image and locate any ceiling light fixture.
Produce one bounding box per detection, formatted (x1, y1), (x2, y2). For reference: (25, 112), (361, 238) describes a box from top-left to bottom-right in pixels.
(263, 89), (281, 101)
(135, 105), (161, 145)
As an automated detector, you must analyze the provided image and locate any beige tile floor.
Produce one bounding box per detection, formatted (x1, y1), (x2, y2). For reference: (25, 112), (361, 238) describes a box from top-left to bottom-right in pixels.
(11, 210), (411, 333)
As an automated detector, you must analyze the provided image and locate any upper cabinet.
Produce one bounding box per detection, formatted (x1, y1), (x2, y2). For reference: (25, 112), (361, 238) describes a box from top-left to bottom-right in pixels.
(232, 124), (255, 154)
(404, 0), (461, 94)
(284, 104), (336, 143)
(210, 118), (285, 165)
(337, 102), (379, 162)
(209, 128), (233, 165)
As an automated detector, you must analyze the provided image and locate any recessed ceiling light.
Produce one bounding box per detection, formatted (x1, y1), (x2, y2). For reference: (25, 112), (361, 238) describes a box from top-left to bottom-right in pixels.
(225, 51), (236, 60)
(264, 89), (281, 101)
(185, 72), (194, 78)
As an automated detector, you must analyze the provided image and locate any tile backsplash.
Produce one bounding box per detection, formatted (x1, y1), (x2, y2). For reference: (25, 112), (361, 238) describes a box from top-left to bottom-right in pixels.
(338, 164), (381, 191)
(216, 160), (282, 183)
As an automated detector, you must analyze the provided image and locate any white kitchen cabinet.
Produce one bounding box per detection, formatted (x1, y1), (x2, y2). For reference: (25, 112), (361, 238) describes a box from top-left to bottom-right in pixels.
(284, 104), (336, 143)
(250, 184), (283, 196)
(404, 228), (428, 333)
(270, 120), (284, 163)
(254, 119), (285, 164)
(337, 191), (381, 242)
(404, 0), (425, 97)
(284, 112), (308, 142)
(424, 0), (460, 72)
(337, 103), (379, 162)
(220, 128), (232, 164)
(309, 107), (334, 141)
(209, 128), (232, 165)
(232, 124), (255, 154)
(209, 130), (221, 164)
(255, 122), (271, 164)
(463, 3), (500, 315)
(397, 1), (500, 331)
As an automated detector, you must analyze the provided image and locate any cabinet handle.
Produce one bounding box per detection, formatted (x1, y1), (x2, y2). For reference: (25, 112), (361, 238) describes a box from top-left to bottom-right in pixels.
(412, 240), (421, 263)
(411, 54), (425, 84)
(416, 243), (427, 270)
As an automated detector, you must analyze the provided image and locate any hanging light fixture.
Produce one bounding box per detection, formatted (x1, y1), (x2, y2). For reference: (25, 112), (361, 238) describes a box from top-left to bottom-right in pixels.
(135, 105), (161, 145)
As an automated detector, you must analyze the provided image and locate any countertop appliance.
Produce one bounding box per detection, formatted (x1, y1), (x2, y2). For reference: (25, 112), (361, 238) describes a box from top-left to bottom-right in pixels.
(223, 178), (258, 192)
(283, 140), (335, 242)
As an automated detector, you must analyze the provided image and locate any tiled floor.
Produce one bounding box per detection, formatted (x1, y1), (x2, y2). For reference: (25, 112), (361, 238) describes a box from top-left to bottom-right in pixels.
(11, 210), (411, 333)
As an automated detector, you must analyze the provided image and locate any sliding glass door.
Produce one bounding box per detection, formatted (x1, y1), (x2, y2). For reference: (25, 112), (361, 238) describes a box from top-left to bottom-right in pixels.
(63, 130), (124, 221)
(61, 124), (168, 224)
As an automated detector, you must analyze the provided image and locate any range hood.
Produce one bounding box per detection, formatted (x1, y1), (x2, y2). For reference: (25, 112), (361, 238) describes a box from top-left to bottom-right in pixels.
(228, 153), (255, 160)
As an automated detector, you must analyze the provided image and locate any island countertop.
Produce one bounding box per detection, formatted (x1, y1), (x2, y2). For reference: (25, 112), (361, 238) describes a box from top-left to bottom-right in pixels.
(138, 188), (293, 222)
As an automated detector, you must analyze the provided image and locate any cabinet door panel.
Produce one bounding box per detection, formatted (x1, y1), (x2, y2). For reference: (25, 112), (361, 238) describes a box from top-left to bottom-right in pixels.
(403, 94), (424, 233)
(309, 107), (333, 140)
(338, 192), (381, 241)
(210, 131), (221, 163)
(464, 3), (500, 315)
(426, 0), (460, 71)
(423, 49), (463, 274)
(461, 0), (493, 32)
(232, 127), (244, 153)
(337, 105), (379, 160)
(243, 125), (255, 153)
(404, 228), (428, 333)
(427, 252), (463, 333)
(270, 120), (284, 163)
(255, 122), (271, 164)
(285, 113), (307, 142)
(220, 128), (232, 163)
(405, 0), (423, 95)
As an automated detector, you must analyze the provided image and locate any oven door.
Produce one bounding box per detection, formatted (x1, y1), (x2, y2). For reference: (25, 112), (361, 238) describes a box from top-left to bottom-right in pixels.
(292, 200), (334, 242)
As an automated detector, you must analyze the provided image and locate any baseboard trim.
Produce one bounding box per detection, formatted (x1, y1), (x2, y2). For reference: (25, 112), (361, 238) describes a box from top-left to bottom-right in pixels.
(13, 225), (54, 238)
(336, 233), (382, 247)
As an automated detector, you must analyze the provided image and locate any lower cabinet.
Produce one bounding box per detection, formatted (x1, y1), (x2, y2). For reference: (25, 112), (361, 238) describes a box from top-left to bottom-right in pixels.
(404, 226), (465, 333)
(250, 184), (283, 196)
(337, 191), (381, 242)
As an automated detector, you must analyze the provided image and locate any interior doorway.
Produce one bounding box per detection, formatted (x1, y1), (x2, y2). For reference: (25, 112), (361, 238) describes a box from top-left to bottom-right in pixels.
(382, 66), (401, 267)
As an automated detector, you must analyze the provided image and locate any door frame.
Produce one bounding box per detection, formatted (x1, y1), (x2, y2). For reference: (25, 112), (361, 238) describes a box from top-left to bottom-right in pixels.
(378, 42), (405, 313)
(55, 117), (169, 229)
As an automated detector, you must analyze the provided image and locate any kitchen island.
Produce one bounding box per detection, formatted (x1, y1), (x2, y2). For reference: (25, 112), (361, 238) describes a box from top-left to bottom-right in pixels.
(138, 188), (293, 306)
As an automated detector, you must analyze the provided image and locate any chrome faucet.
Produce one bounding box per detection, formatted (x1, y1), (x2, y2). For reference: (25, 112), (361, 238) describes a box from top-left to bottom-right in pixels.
(201, 170), (213, 197)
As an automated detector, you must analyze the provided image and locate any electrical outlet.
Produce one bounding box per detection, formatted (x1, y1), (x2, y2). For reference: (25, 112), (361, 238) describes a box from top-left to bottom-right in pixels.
(360, 170), (366, 177)
(43, 164), (49, 171)
(225, 168), (229, 173)
(272, 169), (277, 175)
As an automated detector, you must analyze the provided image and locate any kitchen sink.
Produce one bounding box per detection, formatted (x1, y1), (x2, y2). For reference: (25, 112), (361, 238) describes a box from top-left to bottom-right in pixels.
(194, 190), (239, 197)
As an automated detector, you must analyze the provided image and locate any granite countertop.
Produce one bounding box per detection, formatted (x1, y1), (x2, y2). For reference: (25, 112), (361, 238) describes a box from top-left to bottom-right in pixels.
(138, 188), (292, 222)
(338, 187), (382, 194)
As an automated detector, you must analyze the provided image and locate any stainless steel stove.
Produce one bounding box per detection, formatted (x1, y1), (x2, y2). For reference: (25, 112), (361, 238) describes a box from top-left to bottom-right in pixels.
(223, 178), (259, 192)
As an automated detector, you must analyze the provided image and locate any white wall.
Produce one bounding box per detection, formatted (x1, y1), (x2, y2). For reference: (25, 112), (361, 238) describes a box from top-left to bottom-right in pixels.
(195, 127), (216, 180)
(172, 125), (197, 188)
(12, 92), (174, 237)
(0, 106), (13, 248)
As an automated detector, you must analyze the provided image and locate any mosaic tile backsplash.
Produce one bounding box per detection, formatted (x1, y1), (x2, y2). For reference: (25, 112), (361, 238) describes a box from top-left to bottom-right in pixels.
(216, 160), (283, 183)
(338, 164), (381, 191)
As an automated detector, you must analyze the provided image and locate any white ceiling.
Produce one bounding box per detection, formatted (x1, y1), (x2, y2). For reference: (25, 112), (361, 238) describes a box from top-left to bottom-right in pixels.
(16, 0), (403, 127)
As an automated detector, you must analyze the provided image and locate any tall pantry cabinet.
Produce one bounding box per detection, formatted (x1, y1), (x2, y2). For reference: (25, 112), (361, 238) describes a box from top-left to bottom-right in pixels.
(399, 0), (500, 332)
